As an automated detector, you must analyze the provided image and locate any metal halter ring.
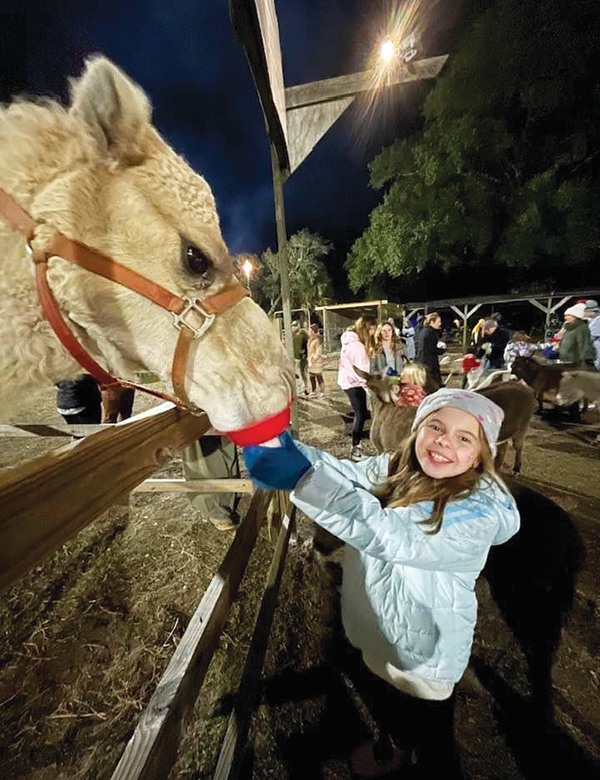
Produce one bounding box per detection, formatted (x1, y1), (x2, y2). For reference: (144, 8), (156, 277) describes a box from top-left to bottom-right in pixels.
(171, 297), (216, 339)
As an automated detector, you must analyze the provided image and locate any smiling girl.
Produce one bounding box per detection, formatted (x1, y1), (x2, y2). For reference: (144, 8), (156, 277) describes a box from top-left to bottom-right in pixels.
(243, 389), (520, 777)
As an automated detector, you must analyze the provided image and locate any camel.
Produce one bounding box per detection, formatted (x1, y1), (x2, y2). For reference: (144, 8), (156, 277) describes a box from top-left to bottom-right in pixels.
(0, 56), (294, 432)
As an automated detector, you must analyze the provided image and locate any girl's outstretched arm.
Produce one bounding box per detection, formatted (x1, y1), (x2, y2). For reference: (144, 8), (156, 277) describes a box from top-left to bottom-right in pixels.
(291, 463), (520, 572)
(243, 433), (389, 492)
(295, 441), (389, 490)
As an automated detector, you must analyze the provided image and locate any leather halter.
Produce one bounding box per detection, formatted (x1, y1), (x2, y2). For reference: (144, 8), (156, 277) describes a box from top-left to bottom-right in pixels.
(0, 188), (248, 412)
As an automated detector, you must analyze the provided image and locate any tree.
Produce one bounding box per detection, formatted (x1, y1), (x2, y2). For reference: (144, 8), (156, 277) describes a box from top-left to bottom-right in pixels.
(347, 0), (600, 294)
(255, 229), (334, 315)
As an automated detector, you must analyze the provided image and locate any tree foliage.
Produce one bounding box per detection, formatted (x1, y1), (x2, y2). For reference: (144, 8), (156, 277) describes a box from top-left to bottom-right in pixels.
(253, 229), (333, 314)
(347, 0), (600, 292)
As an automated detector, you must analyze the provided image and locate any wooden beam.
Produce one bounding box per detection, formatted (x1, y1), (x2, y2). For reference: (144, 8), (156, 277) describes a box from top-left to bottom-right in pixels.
(549, 296), (571, 314)
(528, 298), (551, 315)
(396, 288), (599, 312)
(213, 497), (296, 780)
(315, 299), (388, 312)
(110, 490), (271, 780)
(0, 423), (74, 438)
(132, 479), (254, 495)
(229, 0), (289, 172)
(271, 141), (297, 434)
(285, 55), (449, 109)
(0, 407), (210, 590)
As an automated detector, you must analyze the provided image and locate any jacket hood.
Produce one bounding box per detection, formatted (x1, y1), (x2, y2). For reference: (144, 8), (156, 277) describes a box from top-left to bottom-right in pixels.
(341, 331), (361, 346)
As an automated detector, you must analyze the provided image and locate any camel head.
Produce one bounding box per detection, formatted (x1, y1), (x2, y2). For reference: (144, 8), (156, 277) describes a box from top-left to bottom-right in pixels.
(0, 56), (294, 430)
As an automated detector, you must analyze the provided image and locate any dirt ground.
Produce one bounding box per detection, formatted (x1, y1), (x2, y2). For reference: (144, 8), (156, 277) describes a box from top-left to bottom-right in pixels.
(1, 357), (599, 779)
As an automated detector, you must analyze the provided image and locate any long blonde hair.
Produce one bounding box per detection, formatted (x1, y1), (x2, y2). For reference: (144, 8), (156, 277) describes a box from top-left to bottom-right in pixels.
(350, 316), (376, 353)
(373, 423), (496, 534)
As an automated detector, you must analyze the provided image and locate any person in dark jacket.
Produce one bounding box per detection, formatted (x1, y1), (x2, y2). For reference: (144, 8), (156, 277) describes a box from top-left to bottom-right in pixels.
(416, 312), (445, 389)
(559, 303), (595, 365)
(55, 374), (102, 424)
(414, 313), (425, 345)
(477, 319), (510, 370)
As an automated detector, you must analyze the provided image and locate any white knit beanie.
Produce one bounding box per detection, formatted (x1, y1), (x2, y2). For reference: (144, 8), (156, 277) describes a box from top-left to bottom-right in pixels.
(563, 303), (586, 319)
(412, 388), (504, 457)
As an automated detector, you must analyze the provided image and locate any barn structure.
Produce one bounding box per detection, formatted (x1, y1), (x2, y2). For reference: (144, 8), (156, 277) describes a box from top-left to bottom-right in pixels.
(316, 288), (600, 351)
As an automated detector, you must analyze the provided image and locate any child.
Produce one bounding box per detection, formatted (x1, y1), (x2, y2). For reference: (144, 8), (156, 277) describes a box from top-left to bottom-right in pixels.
(392, 363), (428, 407)
(503, 332), (542, 372)
(307, 323), (325, 397)
(461, 350), (481, 388)
(243, 389), (520, 776)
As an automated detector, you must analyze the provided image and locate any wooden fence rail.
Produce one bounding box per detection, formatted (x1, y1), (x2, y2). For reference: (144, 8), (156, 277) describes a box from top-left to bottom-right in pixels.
(110, 490), (275, 780)
(0, 403), (210, 590)
(214, 494), (296, 780)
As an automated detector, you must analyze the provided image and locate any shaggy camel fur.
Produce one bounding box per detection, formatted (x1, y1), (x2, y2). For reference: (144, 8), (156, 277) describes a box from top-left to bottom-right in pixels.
(0, 56), (293, 430)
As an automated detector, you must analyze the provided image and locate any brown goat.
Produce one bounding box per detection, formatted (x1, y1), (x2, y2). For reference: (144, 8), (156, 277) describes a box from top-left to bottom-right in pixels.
(511, 356), (575, 412)
(355, 368), (536, 474)
(477, 382), (537, 474)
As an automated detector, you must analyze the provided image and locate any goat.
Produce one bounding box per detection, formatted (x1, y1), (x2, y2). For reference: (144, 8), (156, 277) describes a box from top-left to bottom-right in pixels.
(477, 382), (537, 474)
(356, 368), (536, 475)
(556, 370), (600, 406)
(511, 356), (575, 412)
(467, 367), (513, 391)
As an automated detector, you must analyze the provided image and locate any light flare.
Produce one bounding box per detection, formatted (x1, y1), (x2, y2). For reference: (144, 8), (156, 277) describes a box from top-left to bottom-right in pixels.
(380, 39), (396, 63)
(353, 0), (424, 136)
(242, 259), (253, 279)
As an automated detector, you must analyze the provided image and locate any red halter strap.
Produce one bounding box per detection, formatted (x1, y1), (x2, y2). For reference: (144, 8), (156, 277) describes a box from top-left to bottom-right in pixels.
(0, 188), (248, 410)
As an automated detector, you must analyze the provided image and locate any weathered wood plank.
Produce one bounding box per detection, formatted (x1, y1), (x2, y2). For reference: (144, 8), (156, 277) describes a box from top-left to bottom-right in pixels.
(285, 55), (449, 109)
(110, 490), (271, 780)
(132, 478), (254, 494)
(0, 423), (74, 437)
(0, 407), (210, 590)
(214, 494), (296, 780)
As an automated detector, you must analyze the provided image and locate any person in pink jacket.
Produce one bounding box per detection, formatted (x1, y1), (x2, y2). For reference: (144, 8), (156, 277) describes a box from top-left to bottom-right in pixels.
(338, 316), (376, 460)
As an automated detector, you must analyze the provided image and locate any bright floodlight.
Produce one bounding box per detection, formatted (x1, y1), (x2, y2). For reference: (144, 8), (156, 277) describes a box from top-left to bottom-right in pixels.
(242, 259), (253, 278)
(380, 39), (396, 63)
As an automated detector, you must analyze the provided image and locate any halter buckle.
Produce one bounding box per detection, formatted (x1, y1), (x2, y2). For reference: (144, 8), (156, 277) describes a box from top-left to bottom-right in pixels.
(172, 297), (215, 339)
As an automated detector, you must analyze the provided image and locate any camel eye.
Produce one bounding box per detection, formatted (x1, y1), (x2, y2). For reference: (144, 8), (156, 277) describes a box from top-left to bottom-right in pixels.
(184, 243), (212, 277)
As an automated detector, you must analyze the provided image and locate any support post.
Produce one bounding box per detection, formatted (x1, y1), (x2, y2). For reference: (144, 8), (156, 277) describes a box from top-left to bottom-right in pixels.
(322, 307), (329, 354)
(450, 303), (482, 351)
(270, 143), (297, 434)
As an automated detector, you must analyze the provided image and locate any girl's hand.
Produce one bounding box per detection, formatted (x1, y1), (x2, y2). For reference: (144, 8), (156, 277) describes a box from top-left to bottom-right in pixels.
(243, 431), (311, 491)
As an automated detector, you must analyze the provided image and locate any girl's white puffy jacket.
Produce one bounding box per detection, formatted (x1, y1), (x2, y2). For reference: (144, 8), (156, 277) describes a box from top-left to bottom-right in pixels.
(291, 443), (520, 683)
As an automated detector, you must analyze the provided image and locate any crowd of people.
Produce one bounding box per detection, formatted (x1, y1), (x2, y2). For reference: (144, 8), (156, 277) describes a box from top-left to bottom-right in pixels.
(289, 297), (600, 463)
(462, 299), (599, 384)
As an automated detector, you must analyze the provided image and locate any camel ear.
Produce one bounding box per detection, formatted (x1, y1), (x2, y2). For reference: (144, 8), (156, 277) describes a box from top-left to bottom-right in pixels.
(70, 55), (151, 163)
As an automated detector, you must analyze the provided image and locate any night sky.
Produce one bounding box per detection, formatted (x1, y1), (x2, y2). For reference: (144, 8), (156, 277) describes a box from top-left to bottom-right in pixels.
(0, 1), (467, 298)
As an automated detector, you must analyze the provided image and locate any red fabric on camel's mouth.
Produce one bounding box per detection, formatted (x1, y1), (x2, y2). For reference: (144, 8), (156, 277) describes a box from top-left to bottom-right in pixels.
(224, 403), (292, 446)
